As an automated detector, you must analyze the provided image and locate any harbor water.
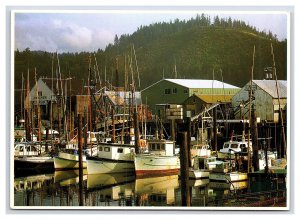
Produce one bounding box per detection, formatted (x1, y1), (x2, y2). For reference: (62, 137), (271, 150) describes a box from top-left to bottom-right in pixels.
(13, 170), (287, 208)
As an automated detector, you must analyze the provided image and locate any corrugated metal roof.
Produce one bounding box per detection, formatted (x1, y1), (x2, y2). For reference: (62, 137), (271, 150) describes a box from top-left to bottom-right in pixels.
(194, 94), (234, 103)
(253, 80), (287, 98)
(165, 79), (240, 89)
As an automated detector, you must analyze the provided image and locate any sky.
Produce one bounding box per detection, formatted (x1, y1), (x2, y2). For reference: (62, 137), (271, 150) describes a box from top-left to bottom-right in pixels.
(13, 10), (288, 53)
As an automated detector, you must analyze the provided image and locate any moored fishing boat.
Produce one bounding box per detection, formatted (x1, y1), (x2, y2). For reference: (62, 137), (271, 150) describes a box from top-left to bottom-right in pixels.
(217, 139), (252, 159)
(14, 142), (54, 171)
(134, 139), (180, 177)
(188, 156), (217, 179)
(86, 142), (136, 174)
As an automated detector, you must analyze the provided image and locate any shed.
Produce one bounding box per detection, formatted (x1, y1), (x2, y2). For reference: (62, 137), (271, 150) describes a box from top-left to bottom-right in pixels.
(231, 80), (287, 122)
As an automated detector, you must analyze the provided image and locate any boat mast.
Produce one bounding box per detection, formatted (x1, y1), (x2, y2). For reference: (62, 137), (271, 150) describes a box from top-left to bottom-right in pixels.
(35, 68), (41, 145)
(50, 53), (54, 149)
(247, 45), (255, 173)
(271, 43), (286, 158)
(25, 69), (31, 141)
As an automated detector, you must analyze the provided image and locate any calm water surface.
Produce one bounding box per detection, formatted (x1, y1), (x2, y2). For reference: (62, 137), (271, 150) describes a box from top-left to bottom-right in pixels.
(13, 170), (286, 208)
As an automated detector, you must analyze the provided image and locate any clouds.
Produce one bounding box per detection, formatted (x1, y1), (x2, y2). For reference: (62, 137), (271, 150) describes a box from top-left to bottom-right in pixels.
(14, 13), (115, 52)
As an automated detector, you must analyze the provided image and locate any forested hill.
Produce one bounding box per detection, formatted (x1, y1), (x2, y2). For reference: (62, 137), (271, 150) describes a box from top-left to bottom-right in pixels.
(14, 14), (287, 97)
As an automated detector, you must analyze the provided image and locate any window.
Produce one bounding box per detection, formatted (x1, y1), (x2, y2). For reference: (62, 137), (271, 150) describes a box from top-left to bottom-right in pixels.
(240, 144), (246, 149)
(117, 148), (123, 153)
(104, 147), (110, 152)
(183, 89), (188, 94)
(98, 146), (103, 151)
(231, 144), (238, 148)
(165, 88), (171, 94)
(38, 91), (42, 96)
(172, 88), (177, 94)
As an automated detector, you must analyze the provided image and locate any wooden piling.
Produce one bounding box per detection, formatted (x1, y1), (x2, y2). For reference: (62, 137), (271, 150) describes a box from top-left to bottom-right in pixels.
(77, 114), (83, 206)
(251, 108), (259, 171)
(213, 107), (218, 152)
(45, 127), (49, 152)
(187, 117), (192, 168)
(178, 132), (190, 206)
(134, 108), (140, 153)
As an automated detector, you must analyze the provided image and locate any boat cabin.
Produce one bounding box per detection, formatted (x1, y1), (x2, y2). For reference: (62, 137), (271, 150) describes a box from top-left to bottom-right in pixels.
(193, 156), (217, 170)
(96, 143), (135, 161)
(219, 140), (252, 154)
(14, 143), (40, 157)
(147, 140), (176, 156)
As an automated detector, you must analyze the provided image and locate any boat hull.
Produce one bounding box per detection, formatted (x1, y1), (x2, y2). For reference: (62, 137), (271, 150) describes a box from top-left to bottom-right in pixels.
(209, 172), (248, 182)
(188, 168), (210, 179)
(86, 157), (135, 174)
(134, 154), (180, 177)
(14, 156), (54, 170)
(54, 156), (87, 170)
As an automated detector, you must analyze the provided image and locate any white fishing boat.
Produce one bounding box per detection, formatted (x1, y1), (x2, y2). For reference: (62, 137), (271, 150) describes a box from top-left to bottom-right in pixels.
(54, 149), (87, 170)
(86, 142), (136, 174)
(134, 139), (180, 177)
(14, 142), (54, 170)
(188, 156), (217, 179)
(217, 139), (252, 159)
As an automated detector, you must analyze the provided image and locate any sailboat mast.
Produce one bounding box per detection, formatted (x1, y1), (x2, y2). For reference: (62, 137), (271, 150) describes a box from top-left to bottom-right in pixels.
(271, 43), (286, 157)
(247, 45), (255, 173)
(25, 69), (31, 141)
(35, 68), (41, 143)
(21, 72), (24, 121)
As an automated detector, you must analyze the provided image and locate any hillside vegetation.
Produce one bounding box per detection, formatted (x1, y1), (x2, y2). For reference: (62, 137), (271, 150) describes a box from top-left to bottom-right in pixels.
(14, 14), (287, 100)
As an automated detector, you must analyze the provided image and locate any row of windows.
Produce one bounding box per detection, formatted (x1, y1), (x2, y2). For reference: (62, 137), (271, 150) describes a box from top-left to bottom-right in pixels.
(98, 146), (124, 153)
(149, 143), (165, 151)
(164, 88), (188, 94)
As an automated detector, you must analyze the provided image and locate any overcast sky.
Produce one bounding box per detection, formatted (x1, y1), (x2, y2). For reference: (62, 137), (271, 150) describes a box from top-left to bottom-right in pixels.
(14, 11), (288, 53)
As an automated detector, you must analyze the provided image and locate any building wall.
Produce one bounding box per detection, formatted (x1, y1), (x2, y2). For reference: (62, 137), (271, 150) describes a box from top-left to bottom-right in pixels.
(183, 95), (208, 117)
(141, 80), (189, 112)
(142, 79), (240, 113)
(232, 81), (286, 122)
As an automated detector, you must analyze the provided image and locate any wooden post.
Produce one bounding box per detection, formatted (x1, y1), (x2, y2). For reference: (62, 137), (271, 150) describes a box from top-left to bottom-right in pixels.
(77, 114), (84, 206)
(171, 119), (175, 141)
(213, 107), (218, 152)
(187, 117), (192, 168)
(45, 127), (49, 152)
(134, 108), (140, 153)
(178, 132), (190, 206)
(83, 108), (87, 151)
(25, 109), (31, 141)
(251, 108), (259, 171)
(111, 107), (115, 143)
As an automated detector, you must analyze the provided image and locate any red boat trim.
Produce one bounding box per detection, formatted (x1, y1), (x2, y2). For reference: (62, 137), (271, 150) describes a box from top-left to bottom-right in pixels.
(135, 168), (179, 177)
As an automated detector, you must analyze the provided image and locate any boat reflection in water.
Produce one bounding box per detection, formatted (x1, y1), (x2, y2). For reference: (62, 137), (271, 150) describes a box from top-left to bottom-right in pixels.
(14, 173), (53, 192)
(13, 170), (285, 207)
(54, 169), (88, 186)
(86, 172), (135, 205)
(135, 174), (179, 206)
